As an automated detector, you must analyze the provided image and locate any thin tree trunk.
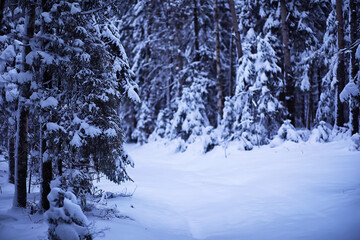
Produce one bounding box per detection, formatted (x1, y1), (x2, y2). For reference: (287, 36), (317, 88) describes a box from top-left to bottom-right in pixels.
(13, 0), (35, 209)
(228, 0), (242, 59)
(350, 0), (359, 134)
(214, 0), (223, 122)
(57, 140), (63, 176)
(229, 31), (234, 96)
(8, 128), (15, 184)
(0, 0), (5, 28)
(306, 69), (313, 130)
(280, 0), (294, 123)
(193, 0), (200, 62)
(40, 0), (53, 211)
(41, 126), (52, 210)
(336, 0), (346, 127)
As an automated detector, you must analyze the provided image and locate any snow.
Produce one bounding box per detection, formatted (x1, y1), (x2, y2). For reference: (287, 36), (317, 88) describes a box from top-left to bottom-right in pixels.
(356, 45), (360, 59)
(40, 96), (58, 108)
(70, 132), (82, 147)
(46, 122), (65, 133)
(97, 140), (360, 239)
(104, 128), (117, 137)
(340, 82), (359, 102)
(1, 139), (360, 239)
(70, 3), (81, 14)
(127, 85), (141, 103)
(80, 122), (102, 137)
(41, 12), (52, 23)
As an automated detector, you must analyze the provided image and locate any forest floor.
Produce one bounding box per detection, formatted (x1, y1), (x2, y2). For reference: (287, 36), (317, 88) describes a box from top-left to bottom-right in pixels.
(1, 138), (360, 239)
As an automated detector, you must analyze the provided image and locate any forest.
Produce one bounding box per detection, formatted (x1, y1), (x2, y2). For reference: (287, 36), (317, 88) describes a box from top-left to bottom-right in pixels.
(0, 0), (360, 239)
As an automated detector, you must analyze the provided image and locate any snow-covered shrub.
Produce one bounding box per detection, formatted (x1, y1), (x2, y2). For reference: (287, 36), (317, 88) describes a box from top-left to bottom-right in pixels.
(350, 133), (360, 151)
(277, 120), (300, 142)
(45, 188), (92, 240)
(309, 121), (332, 143)
(201, 127), (219, 153)
(270, 120), (300, 147)
(238, 132), (254, 151)
(51, 169), (93, 208)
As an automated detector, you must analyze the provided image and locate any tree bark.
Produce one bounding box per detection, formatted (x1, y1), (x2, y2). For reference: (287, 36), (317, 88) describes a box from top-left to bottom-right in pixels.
(228, 0), (242, 59)
(306, 68), (313, 130)
(40, 0), (53, 211)
(193, 0), (200, 62)
(0, 0), (5, 27)
(229, 31), (234, 96)
(13, 0), (35, 209)
(8, 128), (15, 184)
(41, 129), (52, 210)
(336, 0), (346, 127)
(214, 0), (223, 122)
(280, 0), (294, 123)
(350, 0), (359, 134)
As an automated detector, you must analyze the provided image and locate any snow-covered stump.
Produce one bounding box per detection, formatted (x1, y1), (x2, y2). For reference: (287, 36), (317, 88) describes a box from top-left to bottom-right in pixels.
(45, 188), (92, 240)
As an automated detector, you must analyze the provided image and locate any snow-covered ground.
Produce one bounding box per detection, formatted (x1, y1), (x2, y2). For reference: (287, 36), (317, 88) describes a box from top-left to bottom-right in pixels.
(1, 139), (360, 239)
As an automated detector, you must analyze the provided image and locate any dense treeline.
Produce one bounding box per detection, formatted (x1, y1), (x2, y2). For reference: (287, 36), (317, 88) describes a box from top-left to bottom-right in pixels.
(0, 0), (359, 219)
(118, 0), (359, 150)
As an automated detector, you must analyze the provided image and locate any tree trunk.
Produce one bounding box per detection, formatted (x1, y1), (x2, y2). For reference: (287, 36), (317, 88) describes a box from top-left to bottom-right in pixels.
(193, 0), (200, 62)
(40, 0), (53, 211)
(229, 31), (234, 96)
(350, 0), (359, 134)
(228, 0), (243, 59)
(0, 0), (5, 27)
(280, 0), (294, 123)
(8, 128), (15, 184)
(306, 68), (313, 130)
(336, 0), (346, 127)
(214, 0), (223, 122)
(13, 0), (35, 209)
(57, 139), (63, 176)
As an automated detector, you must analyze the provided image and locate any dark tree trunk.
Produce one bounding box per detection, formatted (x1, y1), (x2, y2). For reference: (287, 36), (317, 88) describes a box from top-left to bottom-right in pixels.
(14, 106), (29, 208)
(0, 0), (5, 26)
(193, 0), (200, 62)
(336, 0), (346, 127)
(229, 32), (234, 97)
(57, 140), (63, 176)
(40, 0), (53, 211)
(8, 129), (15, 184)
(40, 123), (52, 210)
(350, 0), (359, 134)
(228, 0), (243, 59)
(306, 68), (313, 130)
(14, 0), (35, 209)
(280, 0), (294, 123)
(41, 156), (52, 210)
(214, 0), (223, 121)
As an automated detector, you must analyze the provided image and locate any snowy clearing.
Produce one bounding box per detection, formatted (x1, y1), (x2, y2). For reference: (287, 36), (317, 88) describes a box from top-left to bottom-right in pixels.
(1, 139), (360, 240)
